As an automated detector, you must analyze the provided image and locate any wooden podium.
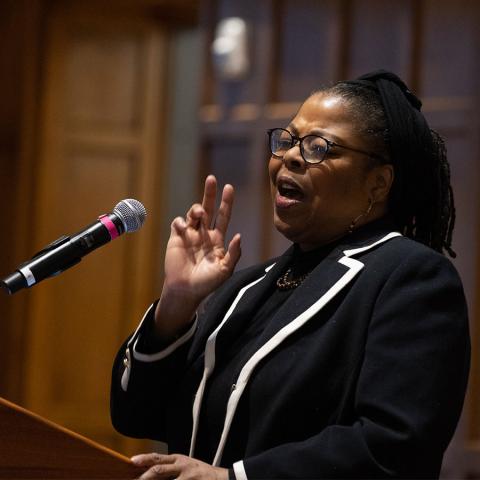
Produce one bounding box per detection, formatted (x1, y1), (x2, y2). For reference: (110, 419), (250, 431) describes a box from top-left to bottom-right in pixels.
(0, 396), (145, 478)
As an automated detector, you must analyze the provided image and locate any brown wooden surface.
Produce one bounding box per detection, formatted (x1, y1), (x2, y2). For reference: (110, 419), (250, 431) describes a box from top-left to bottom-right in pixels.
(15, 1), (168, 457)
(0, 396), (145, 479)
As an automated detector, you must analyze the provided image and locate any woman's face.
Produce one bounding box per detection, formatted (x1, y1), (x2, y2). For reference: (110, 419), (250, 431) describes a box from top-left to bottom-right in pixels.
(269, 93), (387, 250)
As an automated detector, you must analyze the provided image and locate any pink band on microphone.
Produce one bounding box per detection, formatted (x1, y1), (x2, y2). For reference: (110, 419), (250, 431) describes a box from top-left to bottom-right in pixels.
(98, 214), (120, 240)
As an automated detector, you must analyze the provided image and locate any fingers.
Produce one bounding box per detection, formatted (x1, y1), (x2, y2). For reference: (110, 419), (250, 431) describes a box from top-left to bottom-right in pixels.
(131, 453), (174, 467)
(172, 177), (236, 257)
(223, 233), (242, 271)
(181, 177), (235, 237)
(186, 203), (207, 229)
(133, 453), (224, 480)
(213, 183), (234, 237)
(188, 176), (223, 231)
(132, 453), (179, 480)
(171, 216), (186, 235)
(202, 175), (217, 227)
(137, 464), (179, 480)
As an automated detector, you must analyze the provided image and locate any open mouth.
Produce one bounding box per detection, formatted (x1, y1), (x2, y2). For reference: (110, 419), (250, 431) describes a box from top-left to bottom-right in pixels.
(277, 178), (305, 201)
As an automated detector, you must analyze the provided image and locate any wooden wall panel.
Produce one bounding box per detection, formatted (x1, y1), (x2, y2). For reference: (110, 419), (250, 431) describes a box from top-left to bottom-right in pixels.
(66, 30), (144, 130)
(44, 151), (132, 404)
(0, 0), (51, 409)
(275, 0), (342, 102)
(348, 0), (413, 79)
(0, 1), (22, 147)
(0, 0), (28, 396)
(443, 137), (478, 292)
(418, 3), (480, 466)
(20, 6), (168, 456)
(421, 0), (476, 97)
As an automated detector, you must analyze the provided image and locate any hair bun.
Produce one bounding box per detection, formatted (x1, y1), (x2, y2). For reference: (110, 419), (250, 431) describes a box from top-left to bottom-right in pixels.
(356, 69), (422, 111)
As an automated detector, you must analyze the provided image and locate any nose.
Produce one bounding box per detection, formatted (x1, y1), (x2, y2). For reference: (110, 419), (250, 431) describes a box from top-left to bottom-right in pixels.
(282, 144), (305, 170)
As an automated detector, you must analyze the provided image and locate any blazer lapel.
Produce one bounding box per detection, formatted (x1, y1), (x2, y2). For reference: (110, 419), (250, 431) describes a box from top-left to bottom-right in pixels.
(188, 247), (295, 457)
(252, 223), (402, 350)
(256, 248), (351, 346)
(213, 248), (295, 357)
(188, 246), (295, 363)
(209, 227), (402, 466)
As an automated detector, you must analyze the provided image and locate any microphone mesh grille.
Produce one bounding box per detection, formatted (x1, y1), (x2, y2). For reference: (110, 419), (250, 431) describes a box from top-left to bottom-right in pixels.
(114, 199), (147, 233)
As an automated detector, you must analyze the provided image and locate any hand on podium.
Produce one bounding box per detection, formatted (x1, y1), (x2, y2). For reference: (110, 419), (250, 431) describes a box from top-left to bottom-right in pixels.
(131, 453), (228, 480)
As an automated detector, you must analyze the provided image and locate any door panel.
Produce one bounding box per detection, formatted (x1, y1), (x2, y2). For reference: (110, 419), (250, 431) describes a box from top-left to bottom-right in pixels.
(22, 6), (168, 455)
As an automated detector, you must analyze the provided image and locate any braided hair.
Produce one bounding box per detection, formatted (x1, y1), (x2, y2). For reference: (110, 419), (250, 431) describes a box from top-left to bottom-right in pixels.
(317, 71), (456, 257)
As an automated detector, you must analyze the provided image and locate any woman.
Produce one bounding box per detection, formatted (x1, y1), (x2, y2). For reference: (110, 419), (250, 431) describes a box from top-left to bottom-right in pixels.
(111, 70), (470, 479)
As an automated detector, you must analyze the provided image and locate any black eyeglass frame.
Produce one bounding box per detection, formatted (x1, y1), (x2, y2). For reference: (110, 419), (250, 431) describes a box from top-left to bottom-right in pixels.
(267, 128), (385, 164)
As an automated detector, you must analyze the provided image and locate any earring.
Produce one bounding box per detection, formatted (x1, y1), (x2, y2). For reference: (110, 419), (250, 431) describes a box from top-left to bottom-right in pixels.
(348, 199), (374, 234)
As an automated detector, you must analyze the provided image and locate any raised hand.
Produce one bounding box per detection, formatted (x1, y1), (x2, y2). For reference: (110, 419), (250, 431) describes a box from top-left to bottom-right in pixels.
(154, 175), (241, 341)
(164, 175), (241, 300)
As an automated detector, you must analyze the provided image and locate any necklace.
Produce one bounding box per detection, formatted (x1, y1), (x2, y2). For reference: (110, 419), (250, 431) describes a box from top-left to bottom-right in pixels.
(276, 267), (309, 290)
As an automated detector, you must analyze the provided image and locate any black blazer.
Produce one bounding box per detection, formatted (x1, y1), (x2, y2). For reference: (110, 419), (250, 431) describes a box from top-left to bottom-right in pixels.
(111, 220), (470, 479)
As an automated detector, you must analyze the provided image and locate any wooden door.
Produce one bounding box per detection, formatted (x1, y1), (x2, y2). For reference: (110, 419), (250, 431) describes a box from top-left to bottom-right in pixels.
(21, 3), (168, 455)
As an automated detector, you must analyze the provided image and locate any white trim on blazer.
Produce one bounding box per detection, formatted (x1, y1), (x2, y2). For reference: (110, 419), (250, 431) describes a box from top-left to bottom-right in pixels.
(189, 272), (272, 457)
(121, 304), (198, 391)
(188, 231), (402, 467)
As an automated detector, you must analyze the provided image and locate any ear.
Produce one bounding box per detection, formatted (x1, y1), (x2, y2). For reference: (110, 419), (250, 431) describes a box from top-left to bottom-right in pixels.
(367, 164), (394, 204)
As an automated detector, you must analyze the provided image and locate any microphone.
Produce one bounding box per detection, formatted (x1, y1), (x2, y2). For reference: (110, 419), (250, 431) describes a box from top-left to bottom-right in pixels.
(1, 199), (147, 295)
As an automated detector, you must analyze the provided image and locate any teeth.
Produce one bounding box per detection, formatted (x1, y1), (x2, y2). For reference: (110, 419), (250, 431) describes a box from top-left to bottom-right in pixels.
(278, 182), (302, 199)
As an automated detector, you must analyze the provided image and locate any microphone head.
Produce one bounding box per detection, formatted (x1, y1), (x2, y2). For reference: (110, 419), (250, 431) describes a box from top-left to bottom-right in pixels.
(113, 199), (147, 233)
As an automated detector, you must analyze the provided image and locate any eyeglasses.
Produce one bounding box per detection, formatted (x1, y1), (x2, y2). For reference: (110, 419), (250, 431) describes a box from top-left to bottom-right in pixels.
(267, 128), (383, 164)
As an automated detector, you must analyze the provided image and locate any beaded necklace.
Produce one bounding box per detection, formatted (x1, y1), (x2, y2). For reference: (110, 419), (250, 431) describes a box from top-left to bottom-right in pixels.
(276, 267), (310, 290)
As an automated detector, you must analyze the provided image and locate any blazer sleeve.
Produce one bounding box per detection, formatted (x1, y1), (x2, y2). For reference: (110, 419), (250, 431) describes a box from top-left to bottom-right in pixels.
(235, 249), (470, 480)
(110, 301), (197, 441)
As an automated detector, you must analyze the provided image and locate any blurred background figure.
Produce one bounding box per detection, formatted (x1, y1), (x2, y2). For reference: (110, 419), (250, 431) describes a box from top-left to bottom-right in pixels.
(0, 1), (479, 478)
